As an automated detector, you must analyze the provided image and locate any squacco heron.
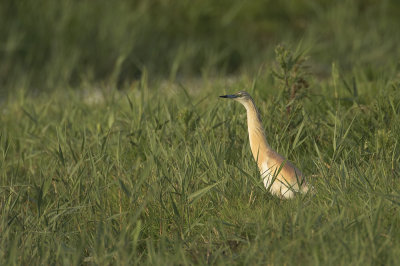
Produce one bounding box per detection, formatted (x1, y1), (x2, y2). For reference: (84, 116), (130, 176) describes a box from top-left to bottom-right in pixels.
(220, 91), (310, 198)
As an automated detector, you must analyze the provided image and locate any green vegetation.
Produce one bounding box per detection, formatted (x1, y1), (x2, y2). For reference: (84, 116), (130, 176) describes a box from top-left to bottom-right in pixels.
(1, 0), (400, 265)
(2, 63), (400, 264)
(1, 0), (400, 93)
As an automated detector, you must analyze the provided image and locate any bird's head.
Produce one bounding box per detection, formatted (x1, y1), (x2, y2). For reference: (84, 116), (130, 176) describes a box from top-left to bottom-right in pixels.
(219, 91), (252, 104)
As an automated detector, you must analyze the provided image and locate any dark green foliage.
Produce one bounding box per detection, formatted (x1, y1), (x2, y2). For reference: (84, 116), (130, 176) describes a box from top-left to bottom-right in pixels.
(1, 0), (400, 93)
(272, 44), (310, 115)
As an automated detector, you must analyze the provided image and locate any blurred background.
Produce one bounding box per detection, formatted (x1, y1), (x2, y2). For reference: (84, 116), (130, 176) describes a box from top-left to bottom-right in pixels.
(1, 0), (400, 96)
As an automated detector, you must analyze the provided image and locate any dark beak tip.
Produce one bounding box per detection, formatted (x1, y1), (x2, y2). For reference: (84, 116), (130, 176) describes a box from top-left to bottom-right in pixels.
(220, 94), (236, 99)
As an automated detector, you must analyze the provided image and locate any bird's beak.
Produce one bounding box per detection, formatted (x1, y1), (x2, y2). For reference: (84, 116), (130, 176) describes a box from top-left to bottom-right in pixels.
(219, 94), (238, 99)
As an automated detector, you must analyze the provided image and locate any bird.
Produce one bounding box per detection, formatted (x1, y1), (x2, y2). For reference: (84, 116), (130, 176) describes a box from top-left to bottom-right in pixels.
(220, 91), (310, 199)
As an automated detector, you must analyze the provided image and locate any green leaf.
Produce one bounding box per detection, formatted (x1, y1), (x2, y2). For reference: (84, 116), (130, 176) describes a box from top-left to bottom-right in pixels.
(188, 181), (221, 204)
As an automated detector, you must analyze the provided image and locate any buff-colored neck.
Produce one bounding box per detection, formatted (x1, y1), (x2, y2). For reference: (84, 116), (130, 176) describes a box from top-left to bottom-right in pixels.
(239, 98), (270, 165)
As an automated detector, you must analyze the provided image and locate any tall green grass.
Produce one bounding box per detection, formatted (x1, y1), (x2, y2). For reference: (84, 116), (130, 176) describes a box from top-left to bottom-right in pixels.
(1, 0), (400, 264)
(1, 63), (400, 264)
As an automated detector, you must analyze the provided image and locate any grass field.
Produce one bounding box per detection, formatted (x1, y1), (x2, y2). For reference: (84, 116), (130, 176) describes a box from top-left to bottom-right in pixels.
(1, 0), (400, 265)
(1, 65), (400, 264)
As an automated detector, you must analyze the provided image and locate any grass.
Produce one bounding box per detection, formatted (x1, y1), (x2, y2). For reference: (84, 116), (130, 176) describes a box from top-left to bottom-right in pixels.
(1, 63), (400, 264)
(1, 0), (400, 264)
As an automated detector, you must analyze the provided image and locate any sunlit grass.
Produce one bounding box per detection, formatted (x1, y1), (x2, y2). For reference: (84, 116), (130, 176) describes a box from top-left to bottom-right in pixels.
(1, 66), (400, 264)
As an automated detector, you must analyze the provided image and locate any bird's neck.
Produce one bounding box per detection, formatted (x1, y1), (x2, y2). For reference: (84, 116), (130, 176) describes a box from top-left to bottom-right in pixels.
(243, 100), (270, 165)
